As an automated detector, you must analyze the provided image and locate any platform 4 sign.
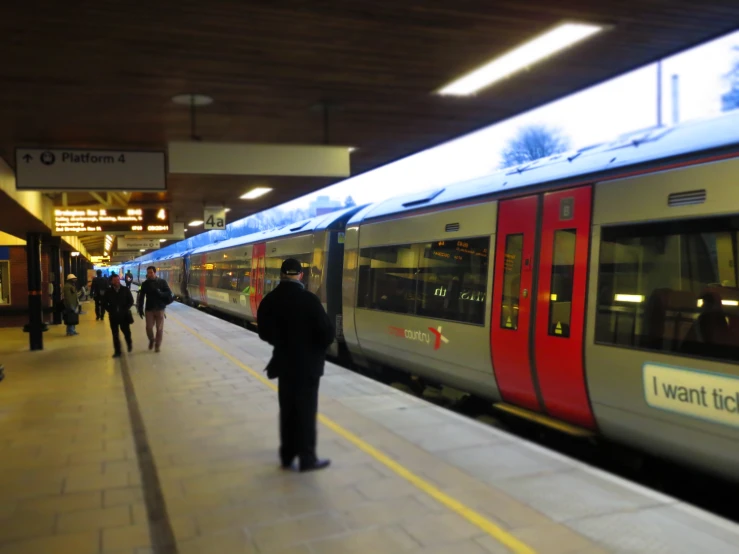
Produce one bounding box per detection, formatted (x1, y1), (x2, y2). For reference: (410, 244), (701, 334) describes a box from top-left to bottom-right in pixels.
(15, 148), (166, 191)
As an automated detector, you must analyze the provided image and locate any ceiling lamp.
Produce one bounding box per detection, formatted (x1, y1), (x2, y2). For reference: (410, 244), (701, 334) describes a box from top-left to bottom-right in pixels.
(171, 94), (214, 106)
(240, 187), (272, 200)
(438, 22), (604, 96)
(188, 220), (204, 227)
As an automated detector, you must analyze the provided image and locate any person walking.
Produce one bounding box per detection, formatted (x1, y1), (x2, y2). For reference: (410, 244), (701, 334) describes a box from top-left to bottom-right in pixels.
(257, 258), (334, 472)
(124, 270), (134, 289)
(90, 269), (110, 321)
(137, 265), (173, 353)
(103, 274), (134, 358)
(62, 274), (80, 336)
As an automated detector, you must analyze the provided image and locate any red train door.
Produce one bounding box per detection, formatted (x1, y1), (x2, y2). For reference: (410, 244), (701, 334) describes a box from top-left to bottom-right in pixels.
(533, 187), (595, 428)
(490, 187), (595, 429)
(491, 195), (540, 412)
(250, 243), (266, 316)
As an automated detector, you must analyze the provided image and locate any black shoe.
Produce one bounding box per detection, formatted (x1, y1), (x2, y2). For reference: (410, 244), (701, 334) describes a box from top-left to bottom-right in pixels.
(127, 343), (133, 353)
(299, 459), (330, 473)
(112, 352), (121, 358)
(148, 339), (154, 350)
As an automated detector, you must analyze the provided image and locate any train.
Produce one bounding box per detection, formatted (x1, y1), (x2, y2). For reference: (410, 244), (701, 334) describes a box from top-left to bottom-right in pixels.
(119, 111), (739, 481)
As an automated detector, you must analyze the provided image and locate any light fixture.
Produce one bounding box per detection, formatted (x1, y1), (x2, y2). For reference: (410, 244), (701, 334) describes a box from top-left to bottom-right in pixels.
(140, 249), (146, 252)
(172, 93), (214, 106)
(224, 208), (231, 213)
(160, 239), (167, 242)
(71, 252), (80, 257)
(348, 147), (357, 153)
(240, 187), (272, 200)
(188, 220), (204, 227)
(614, 294), (644, 303)
(437, 22), (604, 96)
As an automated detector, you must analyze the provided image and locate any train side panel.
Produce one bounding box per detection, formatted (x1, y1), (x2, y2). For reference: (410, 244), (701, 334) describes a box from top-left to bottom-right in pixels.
(352, 203), (500, 399)
(586, 156), (739, 480)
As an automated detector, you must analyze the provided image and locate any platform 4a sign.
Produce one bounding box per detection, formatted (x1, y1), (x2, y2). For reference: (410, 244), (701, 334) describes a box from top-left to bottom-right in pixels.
(204, 207), (227, 230)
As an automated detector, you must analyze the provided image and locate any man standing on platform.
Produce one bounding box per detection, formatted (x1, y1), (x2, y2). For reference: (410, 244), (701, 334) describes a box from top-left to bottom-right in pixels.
(103, 274), (134, 358)
(90, 269), (109, 321)
(137, 265), (172, 353)
(257, 258), (334, 472)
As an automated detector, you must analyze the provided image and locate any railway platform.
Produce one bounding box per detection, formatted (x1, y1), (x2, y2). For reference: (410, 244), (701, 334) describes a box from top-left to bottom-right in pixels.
(1, 301), (738, 554)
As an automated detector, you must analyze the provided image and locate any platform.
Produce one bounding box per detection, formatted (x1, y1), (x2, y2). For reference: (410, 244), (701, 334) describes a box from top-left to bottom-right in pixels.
(1, 300), (739, 554)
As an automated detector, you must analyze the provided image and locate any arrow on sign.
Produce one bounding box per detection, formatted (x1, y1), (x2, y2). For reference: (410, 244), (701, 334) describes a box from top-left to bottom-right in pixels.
(22, 154), (32, 163)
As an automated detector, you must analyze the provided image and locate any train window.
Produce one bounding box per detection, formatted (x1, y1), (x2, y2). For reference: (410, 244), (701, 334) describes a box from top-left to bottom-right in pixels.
(357, 237), (490, 325)
(416, 238), (489, 325)
(500, 234), (524, 330)
(264, 254), (313, 295)
(595, 217), (739, 362)
(548, 229), (576, 338)
(357, 244), (418, 315)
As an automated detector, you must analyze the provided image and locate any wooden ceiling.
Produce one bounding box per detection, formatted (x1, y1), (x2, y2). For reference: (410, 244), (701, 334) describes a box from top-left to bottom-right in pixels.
(2, 1), (739, 254)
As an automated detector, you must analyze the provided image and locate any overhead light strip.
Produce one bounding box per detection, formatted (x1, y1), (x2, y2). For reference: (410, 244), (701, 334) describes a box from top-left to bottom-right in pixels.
(240, 187), (272, 200)
(438, 22), (604, 96)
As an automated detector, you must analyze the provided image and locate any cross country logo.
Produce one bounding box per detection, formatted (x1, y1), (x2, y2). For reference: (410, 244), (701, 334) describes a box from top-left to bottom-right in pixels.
(388, 325), (449, 350)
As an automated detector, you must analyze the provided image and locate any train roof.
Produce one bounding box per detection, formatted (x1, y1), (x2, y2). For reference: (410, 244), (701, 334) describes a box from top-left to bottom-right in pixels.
(188, 204), (365, 256)
(349, 110), (739, 224)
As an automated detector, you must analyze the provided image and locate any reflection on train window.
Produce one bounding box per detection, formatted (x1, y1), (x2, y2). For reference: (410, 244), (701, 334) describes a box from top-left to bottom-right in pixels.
(357, 237), (490, 325)
(596, 217), (739, 362)
(416, 237), (489, 325)
(263, 254), (313, 295)
(548, 229), (576, 338)
(500, 234), (523, 330)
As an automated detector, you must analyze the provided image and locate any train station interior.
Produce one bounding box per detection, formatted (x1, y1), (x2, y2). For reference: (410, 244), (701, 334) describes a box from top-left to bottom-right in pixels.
(3, 2), (739, 553)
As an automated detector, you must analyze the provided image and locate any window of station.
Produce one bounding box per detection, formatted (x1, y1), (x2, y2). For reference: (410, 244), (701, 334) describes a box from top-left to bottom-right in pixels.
(0, 261), (9, 305)
(500, 234), (523, 330)
(548, 229), (577, 337)
(595, 217), (739, 362)
(358, 237), (490, 325)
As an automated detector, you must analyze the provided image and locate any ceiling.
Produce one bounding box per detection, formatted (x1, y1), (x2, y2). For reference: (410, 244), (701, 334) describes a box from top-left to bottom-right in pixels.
(2, 1), (739, 255)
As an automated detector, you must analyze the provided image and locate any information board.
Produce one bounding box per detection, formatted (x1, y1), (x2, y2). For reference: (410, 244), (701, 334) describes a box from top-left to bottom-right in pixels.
(52, 207), (170, 236)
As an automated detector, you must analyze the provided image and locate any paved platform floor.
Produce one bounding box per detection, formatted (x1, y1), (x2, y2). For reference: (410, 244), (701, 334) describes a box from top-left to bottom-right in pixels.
(1, 300), (739, 553)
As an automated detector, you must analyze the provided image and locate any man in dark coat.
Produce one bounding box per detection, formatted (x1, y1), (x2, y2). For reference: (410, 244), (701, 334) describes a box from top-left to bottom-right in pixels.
(103, 274), (134, 358)
(136, 266), (173, 353)
(257, 258), (334, 472)
(90, 269), (110, 321)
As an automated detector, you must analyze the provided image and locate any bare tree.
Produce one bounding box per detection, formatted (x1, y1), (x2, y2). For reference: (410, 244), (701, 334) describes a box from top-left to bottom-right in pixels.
(721, 46), (739, 112)
(500, 124), (571, 168)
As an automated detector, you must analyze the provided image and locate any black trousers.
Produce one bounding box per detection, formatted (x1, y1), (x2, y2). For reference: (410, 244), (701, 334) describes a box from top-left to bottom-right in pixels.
(110, 318), (132, 354)
(278, 378), (319, 466)
(94, 296), (106, 319)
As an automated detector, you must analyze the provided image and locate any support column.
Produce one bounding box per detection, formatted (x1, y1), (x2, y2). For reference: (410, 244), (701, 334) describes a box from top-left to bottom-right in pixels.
(26, 232), (44, 351)
(50, 239), (62, 324)
(62, 250), (71, 281)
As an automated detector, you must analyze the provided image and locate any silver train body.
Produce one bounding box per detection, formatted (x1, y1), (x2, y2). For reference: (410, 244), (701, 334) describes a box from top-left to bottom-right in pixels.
(122, 112), (739, 481)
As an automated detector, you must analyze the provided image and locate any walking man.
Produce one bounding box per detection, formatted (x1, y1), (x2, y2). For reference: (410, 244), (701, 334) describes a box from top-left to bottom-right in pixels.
(103, 274), (134, 358)
(124, 270), (134, 289)
(257, 258), (334, 472)
(137, 265), (173, 353)
(90, 269), (110, 321)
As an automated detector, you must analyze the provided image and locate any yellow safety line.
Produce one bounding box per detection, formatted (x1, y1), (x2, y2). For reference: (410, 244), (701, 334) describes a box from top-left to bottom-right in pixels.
(168, 314), (537, 554)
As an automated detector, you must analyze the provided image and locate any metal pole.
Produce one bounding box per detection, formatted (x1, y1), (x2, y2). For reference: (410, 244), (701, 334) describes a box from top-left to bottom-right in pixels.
(671, 74), (680, 125)
(26, 232), (44, 351)
(656, 61), (663, 127)
(50, 240), (62, 325)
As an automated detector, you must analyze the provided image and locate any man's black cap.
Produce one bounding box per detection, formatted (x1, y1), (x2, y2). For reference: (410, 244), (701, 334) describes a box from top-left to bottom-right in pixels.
(281, 258), (303, 275)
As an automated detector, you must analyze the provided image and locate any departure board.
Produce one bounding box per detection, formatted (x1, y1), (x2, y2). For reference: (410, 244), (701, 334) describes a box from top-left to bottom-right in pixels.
(52, 207), (170, 236)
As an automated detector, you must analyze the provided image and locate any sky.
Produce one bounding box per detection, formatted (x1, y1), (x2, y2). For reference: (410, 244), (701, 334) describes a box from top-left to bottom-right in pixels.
(268, 29), (739, 214)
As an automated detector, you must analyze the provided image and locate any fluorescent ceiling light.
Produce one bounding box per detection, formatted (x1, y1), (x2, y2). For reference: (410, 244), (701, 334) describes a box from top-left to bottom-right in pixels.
(188, 220), (204, 226)
(614, 294), (644, 303)
(438, 22), (604, 96)
(140, 249), (146, 252)
(160, 239), (167, 242)
(225, 208), (231, 212)
(240, 187), (272, 200)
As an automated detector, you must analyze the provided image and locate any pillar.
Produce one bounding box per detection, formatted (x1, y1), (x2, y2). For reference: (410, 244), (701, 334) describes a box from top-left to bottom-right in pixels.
(50, 240), (62, 325)
(62, 250), (71, 281)
(26, 232), (44, 351)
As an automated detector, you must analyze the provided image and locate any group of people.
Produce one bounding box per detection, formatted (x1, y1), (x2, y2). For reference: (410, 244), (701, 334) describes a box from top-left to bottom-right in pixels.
(63, 266), (172, 358)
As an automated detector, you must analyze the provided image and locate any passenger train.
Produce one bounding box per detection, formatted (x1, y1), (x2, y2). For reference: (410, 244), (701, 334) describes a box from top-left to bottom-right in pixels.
(118, 112), (739, 481)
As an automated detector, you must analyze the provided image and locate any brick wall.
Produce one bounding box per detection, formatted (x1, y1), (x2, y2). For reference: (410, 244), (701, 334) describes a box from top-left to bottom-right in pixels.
(0, 245), (53, 328)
